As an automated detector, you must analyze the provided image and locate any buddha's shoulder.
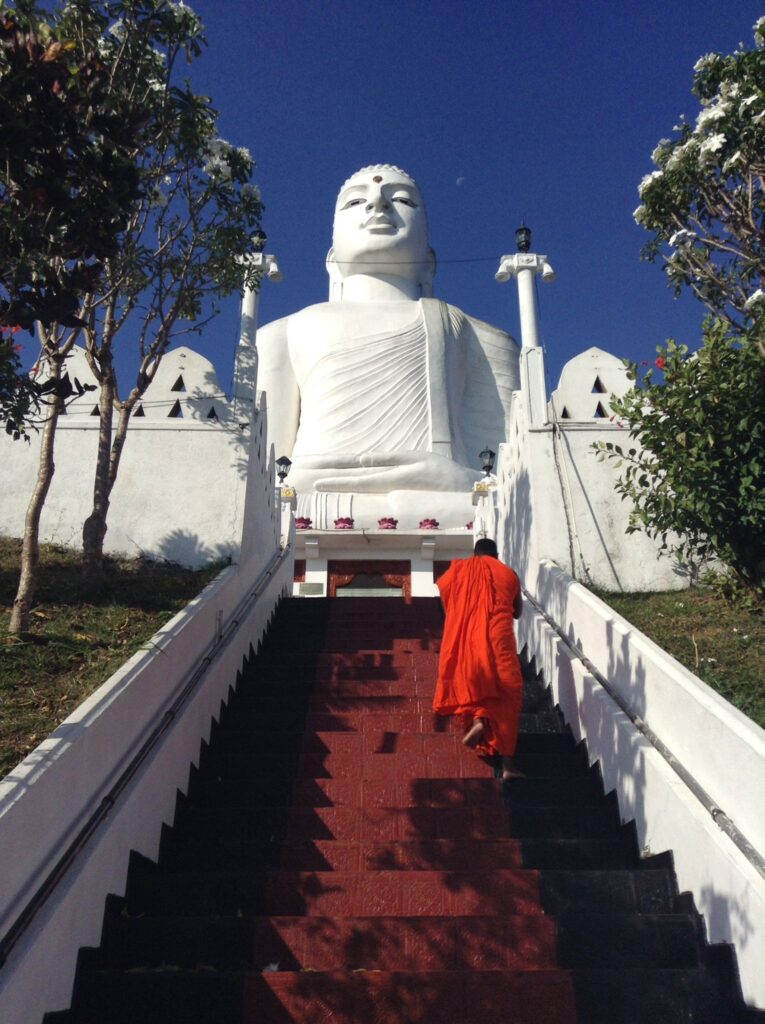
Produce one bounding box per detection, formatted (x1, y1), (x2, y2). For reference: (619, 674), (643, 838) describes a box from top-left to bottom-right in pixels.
(439, 302), (518, 349)
(259, 302), (352, 335)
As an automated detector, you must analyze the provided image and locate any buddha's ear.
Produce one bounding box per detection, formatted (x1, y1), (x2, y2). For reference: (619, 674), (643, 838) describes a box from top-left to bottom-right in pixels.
(420, 246), (437, 298)
(326, 246), (344, 301)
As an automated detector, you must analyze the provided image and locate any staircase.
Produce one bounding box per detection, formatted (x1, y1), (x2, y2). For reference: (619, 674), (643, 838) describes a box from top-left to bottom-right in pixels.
(48, 597), (758, 1023)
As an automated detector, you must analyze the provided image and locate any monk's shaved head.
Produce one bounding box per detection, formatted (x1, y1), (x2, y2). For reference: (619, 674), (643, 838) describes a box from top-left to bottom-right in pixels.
(473, 538), (498, 558)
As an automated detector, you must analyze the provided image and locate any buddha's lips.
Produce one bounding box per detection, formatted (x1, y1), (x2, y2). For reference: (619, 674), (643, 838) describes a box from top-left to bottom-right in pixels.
(363, 216), (395, 230)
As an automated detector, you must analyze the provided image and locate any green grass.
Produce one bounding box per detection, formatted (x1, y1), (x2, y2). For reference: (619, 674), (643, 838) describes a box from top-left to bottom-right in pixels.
(593, 587), (764, 730)
(0, 538), (224, 779)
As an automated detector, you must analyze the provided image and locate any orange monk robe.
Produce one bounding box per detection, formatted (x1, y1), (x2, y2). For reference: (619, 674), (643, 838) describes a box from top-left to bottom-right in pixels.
(434, 556), (523, 757)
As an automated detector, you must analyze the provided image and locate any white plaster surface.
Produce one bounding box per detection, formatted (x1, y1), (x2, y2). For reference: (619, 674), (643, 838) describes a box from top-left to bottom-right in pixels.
(519, 560), (765, 1008)
(0, 346), (264, 567)
(492, 348), (687, 592)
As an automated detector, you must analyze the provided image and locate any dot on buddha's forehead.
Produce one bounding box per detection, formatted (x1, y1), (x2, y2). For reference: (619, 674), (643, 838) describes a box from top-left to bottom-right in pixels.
(373, 175), (382, 183)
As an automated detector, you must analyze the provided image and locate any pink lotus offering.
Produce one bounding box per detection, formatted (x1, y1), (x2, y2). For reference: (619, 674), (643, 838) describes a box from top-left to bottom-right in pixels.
(295, 517), (312, 530)
(419, 518), (440, 530)
(377, 517), (398, 529)
(334, 517), (355, 529)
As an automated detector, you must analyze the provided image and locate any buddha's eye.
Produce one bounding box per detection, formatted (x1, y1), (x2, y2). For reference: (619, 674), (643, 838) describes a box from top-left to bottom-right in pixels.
(392, 195), (417, 208)
(342, 197), (366, 209)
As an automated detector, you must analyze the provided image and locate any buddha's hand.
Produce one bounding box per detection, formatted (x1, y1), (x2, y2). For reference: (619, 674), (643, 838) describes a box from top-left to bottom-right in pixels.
(298, 451), (481, 493)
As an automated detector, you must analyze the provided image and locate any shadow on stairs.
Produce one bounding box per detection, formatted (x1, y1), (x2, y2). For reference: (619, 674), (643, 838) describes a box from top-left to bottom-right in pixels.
(44, 597), (763, 1024)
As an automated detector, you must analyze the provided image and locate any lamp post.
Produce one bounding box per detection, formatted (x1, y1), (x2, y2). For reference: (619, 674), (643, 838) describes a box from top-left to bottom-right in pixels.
(494, 225), (554, 351)
(479, 446), (496, 477)
(232, 231), (283, 425)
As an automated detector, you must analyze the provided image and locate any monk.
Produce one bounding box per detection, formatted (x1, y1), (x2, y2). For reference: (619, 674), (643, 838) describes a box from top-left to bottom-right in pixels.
(434, 538), (525, 780)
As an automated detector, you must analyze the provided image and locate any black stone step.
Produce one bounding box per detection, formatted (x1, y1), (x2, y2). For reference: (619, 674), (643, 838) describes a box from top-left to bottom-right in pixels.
(69, 970), (244, 1024)
(556, 912), (704, 969)
(571, 966), (750, 1024)
(540, 869), (677, 916)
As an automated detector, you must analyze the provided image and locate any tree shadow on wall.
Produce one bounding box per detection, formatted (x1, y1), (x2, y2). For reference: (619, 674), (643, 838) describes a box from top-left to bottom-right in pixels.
(155, 528), (235, 569)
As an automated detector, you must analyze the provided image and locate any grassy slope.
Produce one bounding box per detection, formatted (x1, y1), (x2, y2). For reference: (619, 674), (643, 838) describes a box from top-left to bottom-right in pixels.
(0, 538), (223, 778)
(595, 587), (764, 730)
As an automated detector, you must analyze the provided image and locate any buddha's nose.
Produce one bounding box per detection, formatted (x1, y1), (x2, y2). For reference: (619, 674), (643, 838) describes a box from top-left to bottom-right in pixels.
(366, 191), (389, 212)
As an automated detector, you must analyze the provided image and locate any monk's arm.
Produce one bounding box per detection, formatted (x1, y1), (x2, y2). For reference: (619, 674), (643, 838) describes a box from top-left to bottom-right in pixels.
(256, 318), (300, 458)
(513, 587), (523, 620)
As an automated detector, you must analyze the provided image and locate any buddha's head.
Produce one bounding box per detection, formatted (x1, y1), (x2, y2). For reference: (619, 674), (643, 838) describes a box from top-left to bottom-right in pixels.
(328, 165), (436, 296)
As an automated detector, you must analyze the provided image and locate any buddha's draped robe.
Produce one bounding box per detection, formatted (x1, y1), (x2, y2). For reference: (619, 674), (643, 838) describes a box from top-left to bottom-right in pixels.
(291, 316), (429, 459)
(434, 556), (523, 757)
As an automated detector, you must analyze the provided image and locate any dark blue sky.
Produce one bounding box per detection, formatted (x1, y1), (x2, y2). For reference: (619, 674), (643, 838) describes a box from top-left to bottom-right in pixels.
(130, 2), (764, 394)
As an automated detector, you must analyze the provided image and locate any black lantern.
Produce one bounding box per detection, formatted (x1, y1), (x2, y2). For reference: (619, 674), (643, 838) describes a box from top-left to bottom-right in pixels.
(276, 455), (292, 482)
(479, 447), (495, 475)
(252, 229), (268, 252)
(515, 224), (532, 253)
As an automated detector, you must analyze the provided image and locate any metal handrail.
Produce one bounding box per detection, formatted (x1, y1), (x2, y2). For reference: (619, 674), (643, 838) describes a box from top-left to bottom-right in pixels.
(0, 545), (291, 969)
(522, 585), (765, 881)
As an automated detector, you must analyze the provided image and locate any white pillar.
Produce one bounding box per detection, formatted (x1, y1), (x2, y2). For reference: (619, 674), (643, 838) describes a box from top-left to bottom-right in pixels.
(494, 251), (554, 351)
(232, 251), (282, 425)
(495, 250), (555, 427)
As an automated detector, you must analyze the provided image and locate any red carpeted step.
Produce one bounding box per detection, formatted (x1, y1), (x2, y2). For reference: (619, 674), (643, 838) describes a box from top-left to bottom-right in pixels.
(276, 838), (525, 872)
(284, 804), (508, 841)
(289, 775), (505, 808)
(260, 869), (544, 917)
(288, 750), (492, 780)
(244, 968), (577, 1024)
(250, 914), (557, 971)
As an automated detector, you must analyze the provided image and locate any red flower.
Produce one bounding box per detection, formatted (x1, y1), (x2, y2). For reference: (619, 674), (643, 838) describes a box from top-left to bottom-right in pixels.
(655, 356), (666, 369)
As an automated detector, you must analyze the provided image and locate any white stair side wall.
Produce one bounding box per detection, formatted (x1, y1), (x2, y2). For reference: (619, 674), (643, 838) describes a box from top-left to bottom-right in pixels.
(518, 565), (765, 1009)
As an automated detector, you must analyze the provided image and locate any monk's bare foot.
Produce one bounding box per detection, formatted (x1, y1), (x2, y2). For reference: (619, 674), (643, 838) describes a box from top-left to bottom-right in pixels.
(501, 756), (525, 780)
(463, 719), (486, 748)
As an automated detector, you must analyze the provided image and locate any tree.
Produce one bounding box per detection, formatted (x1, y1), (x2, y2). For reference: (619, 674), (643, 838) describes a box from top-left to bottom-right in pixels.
(7, 0), (262, 632)
(1, 325), (37, 439)
(77, 2), (263, 585)
(0, 0), (142, 330)
(633, 17), (765, 335)
(596, 320), (765, 600)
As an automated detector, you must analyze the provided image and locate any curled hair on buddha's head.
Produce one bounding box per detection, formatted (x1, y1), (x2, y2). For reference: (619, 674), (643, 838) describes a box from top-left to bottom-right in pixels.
(338, 164), (417, 195)
(473, 537), (498, 558)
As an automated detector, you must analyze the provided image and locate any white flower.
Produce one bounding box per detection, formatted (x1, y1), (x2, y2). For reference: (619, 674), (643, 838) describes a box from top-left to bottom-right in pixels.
(740, 94), (759, 110)
(668, 229), (697, 247)
(638, 170), (663, 196)
(163, 175), (172, 186)
(651, 139), (671, 164)
(693, 53), (716, 72)
(204, 139), (233, 180)
(743, 289), (765, 310)
(237, 146), (252, 162)
(723, 150), (744, 172)
(755, 16), (765, 45)
(698, 132), (726, 163)
(696, 101), (729, 130)
(108, 19), (126, 39)
(633, 204), (646, 225)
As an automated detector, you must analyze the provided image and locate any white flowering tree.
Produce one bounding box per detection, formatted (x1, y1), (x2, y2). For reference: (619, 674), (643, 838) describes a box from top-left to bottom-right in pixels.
(634, 17), (765, 333)
(9, 0), (263, 631)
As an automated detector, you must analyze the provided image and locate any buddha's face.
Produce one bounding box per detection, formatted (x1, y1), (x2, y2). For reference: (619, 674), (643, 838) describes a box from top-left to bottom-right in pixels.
(332, 169), (429, 280)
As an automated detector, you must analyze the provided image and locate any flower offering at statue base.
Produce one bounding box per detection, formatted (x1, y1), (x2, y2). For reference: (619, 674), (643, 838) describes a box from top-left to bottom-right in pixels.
(419, 518), (439, 530)
(334, 517), (354, 529)
(295, 517), (312, 530)
(377, 517), (398, 529)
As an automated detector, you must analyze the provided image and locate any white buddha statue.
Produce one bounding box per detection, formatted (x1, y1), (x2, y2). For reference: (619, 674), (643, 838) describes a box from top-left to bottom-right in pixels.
(256, 165), (520, 528)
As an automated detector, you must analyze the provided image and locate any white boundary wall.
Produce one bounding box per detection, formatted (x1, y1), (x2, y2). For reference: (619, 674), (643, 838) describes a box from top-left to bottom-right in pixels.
(0, 347), (258, 568)
(519, 559), (765, 1008)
